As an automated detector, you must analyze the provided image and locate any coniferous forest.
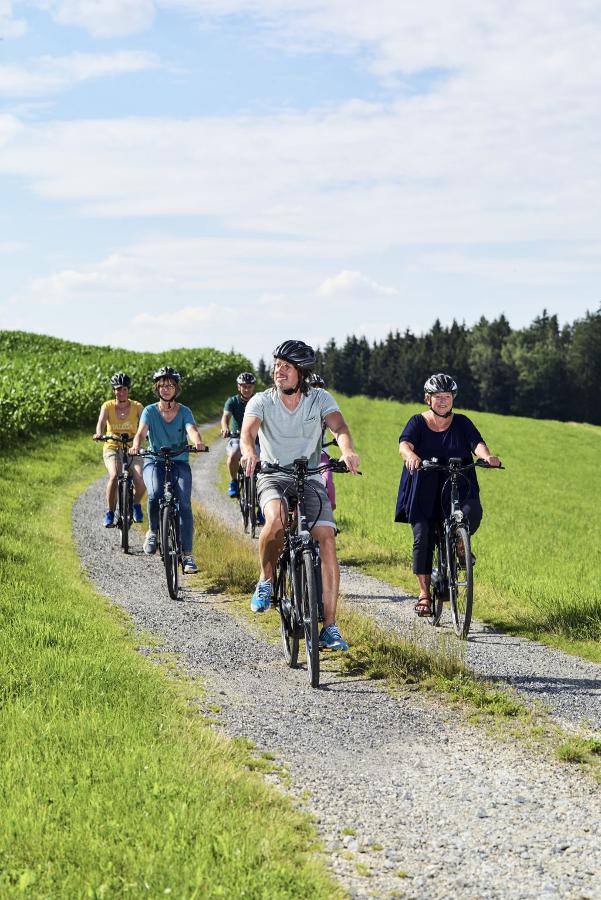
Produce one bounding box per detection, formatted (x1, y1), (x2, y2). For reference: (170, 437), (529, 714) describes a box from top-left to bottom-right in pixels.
(258, 308), (601, 425)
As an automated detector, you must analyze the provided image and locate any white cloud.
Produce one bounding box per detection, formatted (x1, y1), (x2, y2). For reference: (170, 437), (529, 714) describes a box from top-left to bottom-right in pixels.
(31, 0), (156, 38)
(0, 0), (26, 37)
(0, 240), (25, 253)
(317, 270), (397, 299)
(0, 52), (160, 97)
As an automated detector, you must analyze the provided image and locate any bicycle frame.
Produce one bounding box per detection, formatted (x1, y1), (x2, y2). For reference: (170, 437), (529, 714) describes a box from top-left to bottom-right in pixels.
(135, 444), (207, 598)
(422, 457), (502, 637)
(264, 455), (352, 686)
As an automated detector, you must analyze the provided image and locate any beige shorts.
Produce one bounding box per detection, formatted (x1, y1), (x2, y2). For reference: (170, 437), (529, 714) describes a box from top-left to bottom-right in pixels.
(256, 473), (336, 530)
(103, 447), (142, 475)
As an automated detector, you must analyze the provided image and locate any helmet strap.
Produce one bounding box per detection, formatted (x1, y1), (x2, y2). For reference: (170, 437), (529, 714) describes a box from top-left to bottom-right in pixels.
(432, 409), (453, 419)
(281, 385), (300, 395)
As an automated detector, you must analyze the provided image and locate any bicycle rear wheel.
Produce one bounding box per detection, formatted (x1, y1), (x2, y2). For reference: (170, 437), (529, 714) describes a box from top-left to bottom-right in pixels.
(275, 554), (299, 668)
(118, 478), (131, 554)
(302, 550), (320, 688)
(161, 505), (180, 600)
(449, 524), (473, 639)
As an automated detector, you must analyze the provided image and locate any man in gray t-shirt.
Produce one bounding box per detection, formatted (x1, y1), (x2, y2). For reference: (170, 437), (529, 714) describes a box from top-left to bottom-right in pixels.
(240, 339), (360, 652)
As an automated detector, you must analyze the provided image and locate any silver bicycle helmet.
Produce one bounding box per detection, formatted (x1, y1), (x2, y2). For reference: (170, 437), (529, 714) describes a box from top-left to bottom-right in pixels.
(423, 373), (458, 396)
(152, 366), (181, 383)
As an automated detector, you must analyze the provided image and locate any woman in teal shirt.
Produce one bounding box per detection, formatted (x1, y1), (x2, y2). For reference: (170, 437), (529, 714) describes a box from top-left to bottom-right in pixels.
(131, 366), (206, 574)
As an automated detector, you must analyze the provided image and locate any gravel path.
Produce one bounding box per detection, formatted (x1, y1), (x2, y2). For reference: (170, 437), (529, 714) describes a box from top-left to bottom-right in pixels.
(72, 444), (601, 899)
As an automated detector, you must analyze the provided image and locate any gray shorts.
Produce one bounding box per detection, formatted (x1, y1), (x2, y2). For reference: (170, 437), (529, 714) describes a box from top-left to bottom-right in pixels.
(256, 473), (336, 530)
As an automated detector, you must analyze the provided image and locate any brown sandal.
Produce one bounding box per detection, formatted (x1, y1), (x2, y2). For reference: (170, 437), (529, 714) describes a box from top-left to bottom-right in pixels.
(414, 594), (432, 617)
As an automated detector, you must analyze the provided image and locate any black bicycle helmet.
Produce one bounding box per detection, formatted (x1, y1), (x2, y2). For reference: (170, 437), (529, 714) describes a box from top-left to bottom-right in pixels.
(308, 373), (325, 388)
(152, 366), (181, 383)
(236, 372), (256, 385)
(110, 372), (131, 388)
(423, 373), (458, 396)
(272, 339), (316, 370)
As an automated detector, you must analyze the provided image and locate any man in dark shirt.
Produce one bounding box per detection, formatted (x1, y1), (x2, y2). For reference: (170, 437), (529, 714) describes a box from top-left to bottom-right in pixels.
(220, 372), (257, 497)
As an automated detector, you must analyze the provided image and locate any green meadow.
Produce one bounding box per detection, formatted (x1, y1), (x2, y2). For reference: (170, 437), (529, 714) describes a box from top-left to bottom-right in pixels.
(332, 394), (601, 661)
(0, 336), (338, 898)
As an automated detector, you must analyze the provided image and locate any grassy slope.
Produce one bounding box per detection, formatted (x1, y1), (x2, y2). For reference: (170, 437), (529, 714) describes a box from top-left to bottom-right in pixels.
(331, 394), (601, 661)
(0, 431), (339, 898)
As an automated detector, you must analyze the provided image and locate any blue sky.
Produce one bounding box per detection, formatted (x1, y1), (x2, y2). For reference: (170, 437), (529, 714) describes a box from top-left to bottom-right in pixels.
(1, 1), (600, 364)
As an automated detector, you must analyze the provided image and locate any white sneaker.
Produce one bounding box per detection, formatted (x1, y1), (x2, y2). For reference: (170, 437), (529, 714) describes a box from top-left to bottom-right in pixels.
(143, 530), (157, 554)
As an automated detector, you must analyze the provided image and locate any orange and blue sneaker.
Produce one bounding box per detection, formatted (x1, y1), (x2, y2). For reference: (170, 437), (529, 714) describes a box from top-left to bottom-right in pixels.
(319, 624), (349, 651)
(250, 579), (272, 613)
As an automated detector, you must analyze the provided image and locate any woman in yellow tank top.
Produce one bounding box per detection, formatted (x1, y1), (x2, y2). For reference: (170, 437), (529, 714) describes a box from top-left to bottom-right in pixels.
(93, 372), (146, 528)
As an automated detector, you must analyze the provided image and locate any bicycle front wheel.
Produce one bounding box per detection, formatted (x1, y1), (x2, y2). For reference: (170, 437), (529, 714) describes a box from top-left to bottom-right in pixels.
(118, 478), (131, 554)
(449, 524), (473, 639)
(429, 533), (445, 627)
(238, 468), (249, 532)
(249, 475), (258, 539)
(302, 550), (321, 688)
(275, 554), (299, 668)
(161, 505), (180, 600)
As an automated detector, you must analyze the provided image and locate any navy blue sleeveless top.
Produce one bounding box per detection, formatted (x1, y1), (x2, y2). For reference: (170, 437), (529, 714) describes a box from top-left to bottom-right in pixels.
(394, 413), (483, 524)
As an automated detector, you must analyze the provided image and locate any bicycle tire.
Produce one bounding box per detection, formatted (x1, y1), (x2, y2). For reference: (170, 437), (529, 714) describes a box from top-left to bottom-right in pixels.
(118, 478), (130, 554)
(449, 524), (473, 639)
(428, 533), (445, 627)
(302, 550), (320, 688)
(276, 555), (299, 668)
(238, 468), (249, 532)
(162, 504), (180, 600)
(249, 475), (258, 539)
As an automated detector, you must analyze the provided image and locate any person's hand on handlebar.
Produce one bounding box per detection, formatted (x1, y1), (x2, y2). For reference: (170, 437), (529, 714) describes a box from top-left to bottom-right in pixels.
(241, 451), (258, 478)
(405, 451), (422, 474)
(340, 449), (360, 475)
(220, 427), (230, 438)
(192, 439), (208, 452)
(483, 455), (502, 467)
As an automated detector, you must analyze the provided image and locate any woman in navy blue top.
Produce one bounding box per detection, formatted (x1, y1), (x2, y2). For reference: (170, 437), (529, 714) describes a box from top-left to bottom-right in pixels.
(395, 373), (501, 616)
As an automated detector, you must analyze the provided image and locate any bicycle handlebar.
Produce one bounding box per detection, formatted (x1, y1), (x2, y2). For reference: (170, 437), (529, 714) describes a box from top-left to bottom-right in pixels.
(132, 444), (209, 459)
(421, 458), (504, 472)
(94, 433), (132, 444)
(260, 457), (360, 476)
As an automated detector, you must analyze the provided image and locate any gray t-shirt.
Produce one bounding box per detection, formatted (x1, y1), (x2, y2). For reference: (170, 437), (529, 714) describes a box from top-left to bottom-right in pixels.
(245, 387), (339, 471)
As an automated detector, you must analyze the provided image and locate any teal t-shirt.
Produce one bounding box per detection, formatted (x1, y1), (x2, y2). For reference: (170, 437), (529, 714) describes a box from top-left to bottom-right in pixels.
(140, 403), (196, 462)
(224, 395), (248, 433)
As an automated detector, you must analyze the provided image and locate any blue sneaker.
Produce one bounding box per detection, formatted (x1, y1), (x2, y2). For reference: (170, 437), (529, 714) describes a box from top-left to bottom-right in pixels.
(250, 579), (272, 613)
(228, 480), (239, 498)
(104, 510), (114, 528)
(257, 509), (265, 526)
(319, 623), (349, 651)
(133, 503), (144, 523)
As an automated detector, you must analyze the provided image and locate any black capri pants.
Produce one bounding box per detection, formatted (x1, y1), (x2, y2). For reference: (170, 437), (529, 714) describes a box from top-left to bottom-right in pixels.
(411, 497), (483, 574)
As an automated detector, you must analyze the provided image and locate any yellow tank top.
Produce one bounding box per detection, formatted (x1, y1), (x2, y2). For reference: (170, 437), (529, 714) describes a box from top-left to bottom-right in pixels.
(102, 400), (144, 450)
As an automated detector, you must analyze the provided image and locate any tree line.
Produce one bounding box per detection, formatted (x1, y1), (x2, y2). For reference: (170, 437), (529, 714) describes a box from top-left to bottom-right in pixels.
(257, 308), (601, 424)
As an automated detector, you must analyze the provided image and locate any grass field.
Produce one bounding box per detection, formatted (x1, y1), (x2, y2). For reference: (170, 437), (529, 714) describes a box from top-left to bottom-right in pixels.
(330, 394), (601, 661)
(0, 431), (339, 898)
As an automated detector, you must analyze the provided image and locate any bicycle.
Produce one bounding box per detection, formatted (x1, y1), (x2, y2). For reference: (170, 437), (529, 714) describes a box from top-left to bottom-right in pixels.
(134, 444), (208, 599)
(421, 457), (503, 639)
(95, 433), (136, 553)
(262, 456), (353, 688)
(226, 430), (261, 537)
